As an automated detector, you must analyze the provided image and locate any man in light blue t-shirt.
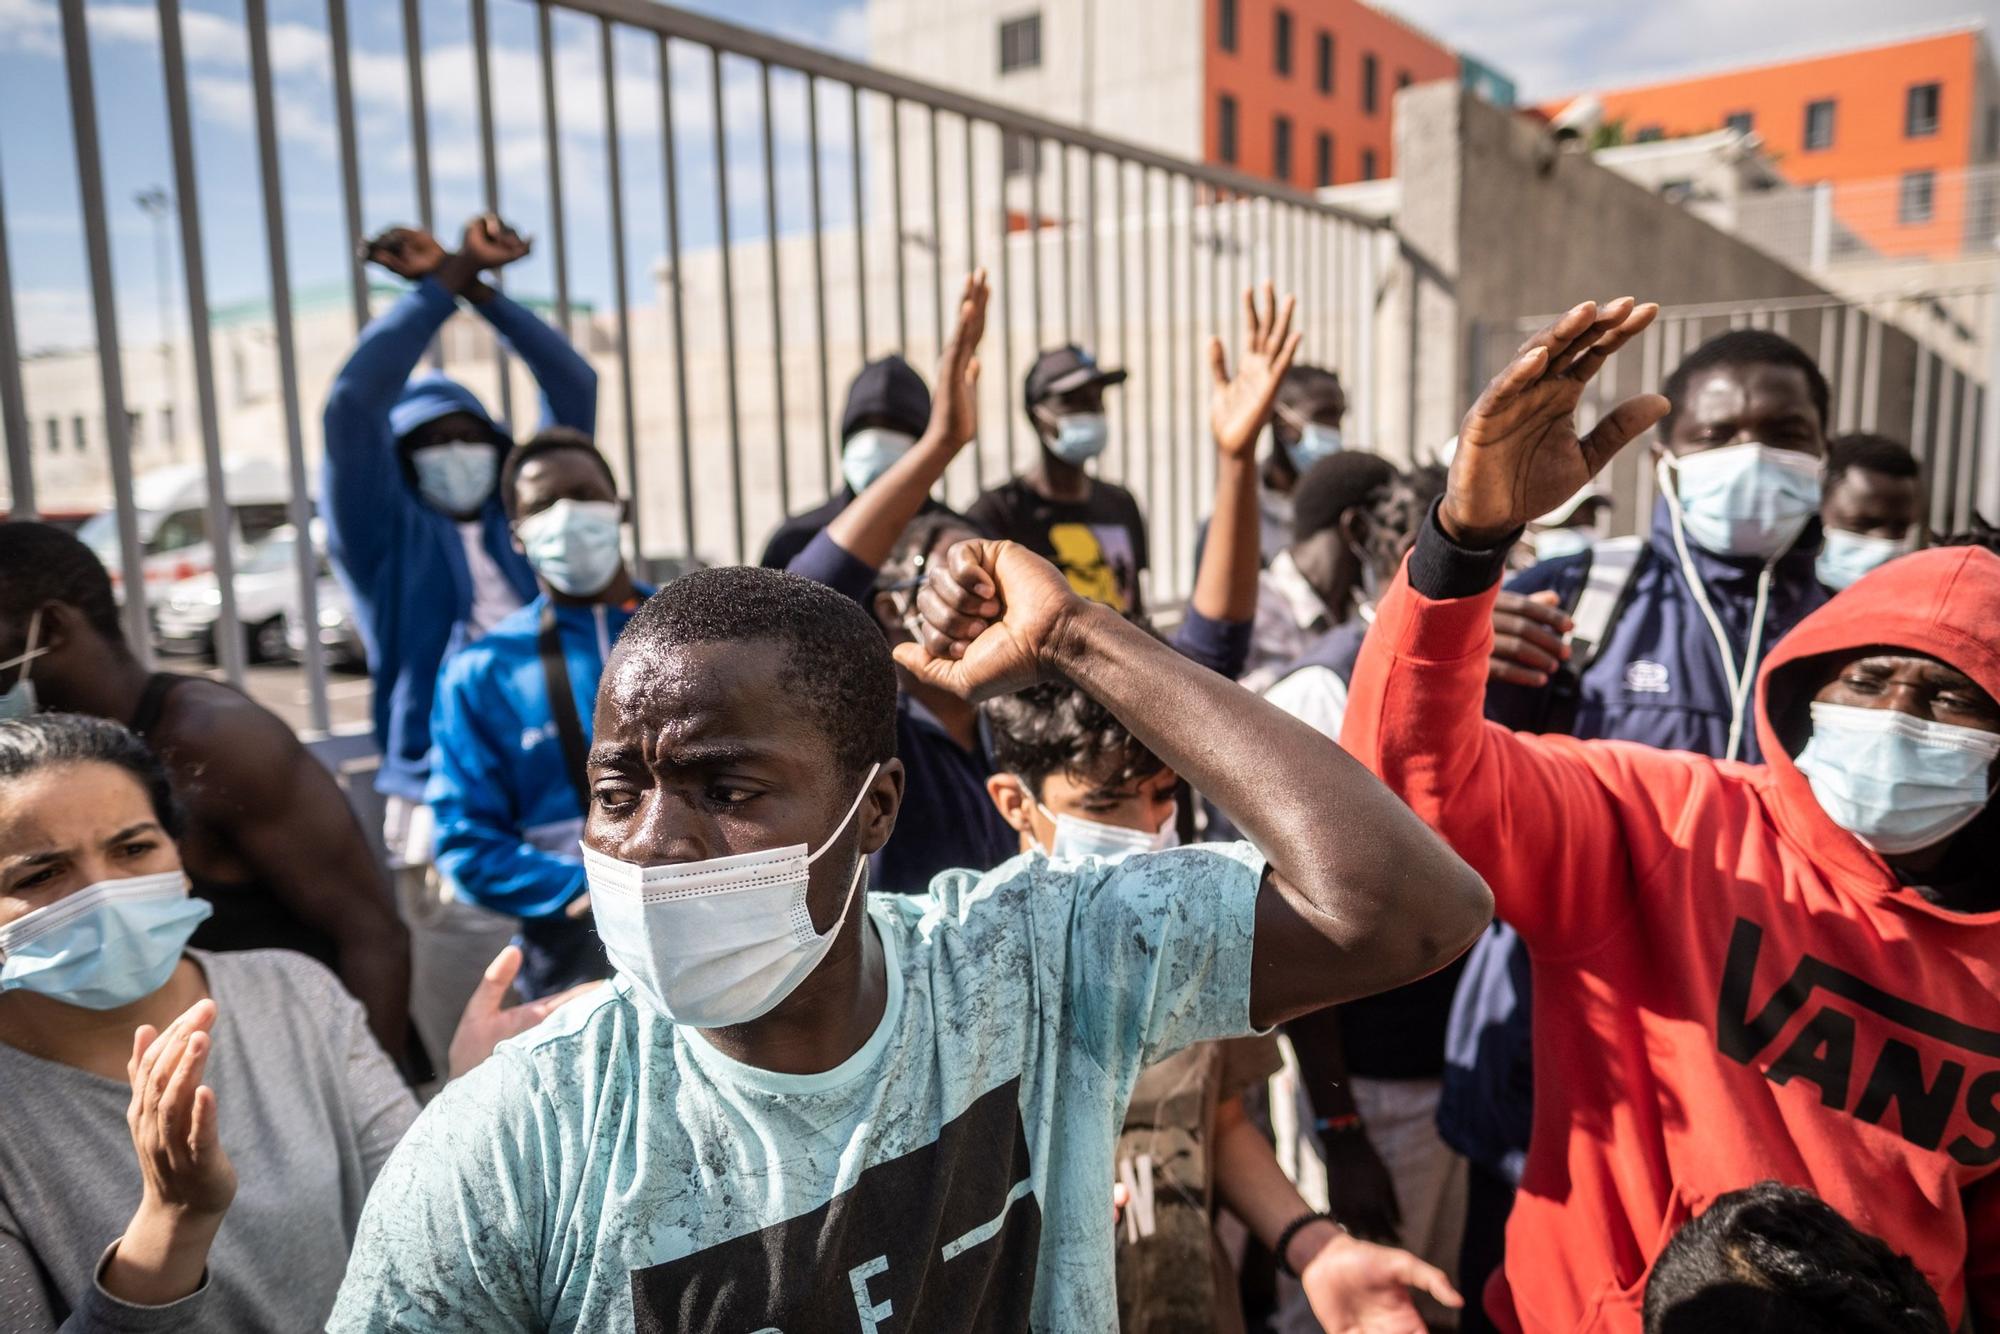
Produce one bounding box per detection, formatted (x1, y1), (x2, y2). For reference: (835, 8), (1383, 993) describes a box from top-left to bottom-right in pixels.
(330, 541), (1492, 1332)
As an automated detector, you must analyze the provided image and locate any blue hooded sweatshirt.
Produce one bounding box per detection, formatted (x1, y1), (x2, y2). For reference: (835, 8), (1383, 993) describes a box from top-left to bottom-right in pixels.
(321, 278), (596, 801)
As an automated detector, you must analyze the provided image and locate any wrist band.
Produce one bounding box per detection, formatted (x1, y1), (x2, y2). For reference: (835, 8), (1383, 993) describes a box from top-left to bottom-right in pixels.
(1315, 1113), (1364, 1135)
(1274, 1211), (1338, 1280)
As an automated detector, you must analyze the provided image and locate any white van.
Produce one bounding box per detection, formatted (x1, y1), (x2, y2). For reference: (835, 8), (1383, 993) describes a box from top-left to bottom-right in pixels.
(78, 460), (296, 615)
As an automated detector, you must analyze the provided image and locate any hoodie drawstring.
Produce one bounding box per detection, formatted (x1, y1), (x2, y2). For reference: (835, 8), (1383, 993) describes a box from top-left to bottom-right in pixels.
(1658, 456), (1777, 764)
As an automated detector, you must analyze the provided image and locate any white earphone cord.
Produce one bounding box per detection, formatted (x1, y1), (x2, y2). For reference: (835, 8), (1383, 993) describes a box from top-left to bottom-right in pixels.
(1658, 457), (1775, 764)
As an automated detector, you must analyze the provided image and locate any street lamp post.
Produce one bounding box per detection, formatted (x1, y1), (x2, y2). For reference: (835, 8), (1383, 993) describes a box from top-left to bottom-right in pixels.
(135, 186), (176, 457)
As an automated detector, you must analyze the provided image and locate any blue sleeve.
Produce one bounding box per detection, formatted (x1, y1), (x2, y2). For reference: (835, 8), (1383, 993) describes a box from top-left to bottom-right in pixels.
(427, 656), (588, 920)
(1481, 556), (1588, 732)
(320, 280), (456, 583)
(1170, 606), (1253, 680)
(476, 294), (597, 437)
(787, 528), (880, 606)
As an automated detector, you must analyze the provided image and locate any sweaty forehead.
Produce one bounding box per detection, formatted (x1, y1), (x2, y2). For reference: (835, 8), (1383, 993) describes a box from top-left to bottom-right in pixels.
(1681, 363), (1816, 427)
(597, 636), (822, 756)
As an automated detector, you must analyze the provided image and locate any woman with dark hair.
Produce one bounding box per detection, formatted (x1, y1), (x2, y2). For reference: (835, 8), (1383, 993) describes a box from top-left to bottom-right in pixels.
(0, 714), (579, 1332)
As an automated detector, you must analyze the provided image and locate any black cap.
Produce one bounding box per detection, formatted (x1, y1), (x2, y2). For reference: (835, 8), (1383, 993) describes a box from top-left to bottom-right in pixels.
(841, 356), (931, 441)
(1023, 345), (1128, 414)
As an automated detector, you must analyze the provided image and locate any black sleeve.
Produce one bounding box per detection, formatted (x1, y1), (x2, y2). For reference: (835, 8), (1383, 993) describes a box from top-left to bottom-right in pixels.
(964, 487), (1011, 543)
(1406, 500), (1519, 601)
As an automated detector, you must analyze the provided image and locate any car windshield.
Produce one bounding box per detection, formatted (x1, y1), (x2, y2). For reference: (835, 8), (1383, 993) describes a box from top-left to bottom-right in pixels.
(77, 508), (163, 565)
(240, 530), (298, 575)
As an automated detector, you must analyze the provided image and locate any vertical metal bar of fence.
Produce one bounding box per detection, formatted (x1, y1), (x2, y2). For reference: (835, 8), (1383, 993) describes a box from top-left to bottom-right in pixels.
(1911, 346), (1934, 490)
(157, 0), (245, 685)
(538, 1), (572, 334)
(1114, 160), (1129, 482)
(0, 149), (32, 520)
(1933, 366), (1959, 530)
(1837, 306), (1862, 431)
(1084, 152), (1099, 355)
(888, 97), (907, 356)
(400, 0), (441, 367)
(246, 0), (328, 731)
(710, 46), (745, 562)
(808, 79), (834, 494)
(1816, 305), (1838, 421)
(994, 125), (1018, 474)
(1982, 289), (2000, 524)
(603, 20), (643, 556)
(927, 107), (945, 365)
(657, 35), (696, 559)
(1060, 145), (1073, 342)
(1859, 314), (1883, 433)
(470, 0), (514, 428)
(849, 85), (869, 358)
(60, 0), (148, 658)
(325, 0), (370, 330)
(1139, 168), (1155, 535)
(1028, 138), (1044, 352)
(1955, 369), (1978, 531)
(963, 115), (982, 492)
(1162, 172), (1179, 599)
(1353, 226), (1376, 450)
(757, 60), (789, 519)
(1184, 175), (1201, 589)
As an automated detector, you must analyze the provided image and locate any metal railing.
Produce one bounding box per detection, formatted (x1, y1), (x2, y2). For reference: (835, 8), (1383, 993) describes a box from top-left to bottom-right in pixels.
(0, 0), (1389, 737)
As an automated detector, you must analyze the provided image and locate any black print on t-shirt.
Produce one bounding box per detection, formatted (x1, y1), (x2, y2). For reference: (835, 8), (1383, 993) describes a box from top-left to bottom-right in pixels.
(1715, 916), (2000, 1164)
(630, 1077), (1042, 1332)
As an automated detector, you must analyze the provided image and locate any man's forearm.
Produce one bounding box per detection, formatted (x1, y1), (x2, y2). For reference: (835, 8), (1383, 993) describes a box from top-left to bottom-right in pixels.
(824, 434), (958, 568)
(337, 929), (413, 1058)
(1189, 453), (1260, 624)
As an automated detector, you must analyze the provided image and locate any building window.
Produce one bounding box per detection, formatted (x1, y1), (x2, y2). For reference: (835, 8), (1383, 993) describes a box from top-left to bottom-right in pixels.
(1002, 131), (1040, 177)
(1899, 169), (1935, 223)
(1273, 8), (1292, 76)
(1316, 32), (1333, 94)
(1906, 82), (1941, 137)
(1272, 115), (1293, 181)
(1803, 98), (1836, 151)
(998, 14), (1041, 73)
(1396, 70), (1411, 93)
(161, 406), (176, 451)
(1635, 124), (1664, 143)
(71, 415), (86, 453)
(44, 418), (58, 455)
(1217, 0), (1237, 52)
(1360, 147), (1378, 181)
(1217, 94), (1238, 164)
(1724, 110), (1754, 135)
(1988, 106), (2000, 157)
(1315, 131), (1334, 186)
(1362, 53), (1379, 114)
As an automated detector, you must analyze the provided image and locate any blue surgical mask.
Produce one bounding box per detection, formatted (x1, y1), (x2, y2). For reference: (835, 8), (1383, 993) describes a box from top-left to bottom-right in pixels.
(1286, 422), (1344, 473)
(0, 871), (211, 1010)
(1816, 528), (1918, 591)
(841, 428), (917, 495)
(1795, 702), (2000, 856)
(0, 609), (47, 721)
(1035, 795), (1180, 863)
(1531, 528), (1594, 563)
(515, 499), (624, 598)
(1660, 443), (1822, 561)
(1045, 412), (1109, 465)
(413, 442), (500, 516)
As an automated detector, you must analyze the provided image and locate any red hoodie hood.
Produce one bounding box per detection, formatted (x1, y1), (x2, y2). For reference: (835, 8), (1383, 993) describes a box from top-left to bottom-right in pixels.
(1755, 544), (2000, 900)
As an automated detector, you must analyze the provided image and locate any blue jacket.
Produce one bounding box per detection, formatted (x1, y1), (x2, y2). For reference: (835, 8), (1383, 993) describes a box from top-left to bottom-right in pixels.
(426, 591), (647, 919)
(1440, 499), (1829, 1179)
(321, 278), (597, 800)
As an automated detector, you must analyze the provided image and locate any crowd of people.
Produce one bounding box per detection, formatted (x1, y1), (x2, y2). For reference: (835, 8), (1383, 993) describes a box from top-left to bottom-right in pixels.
(0, 212), (1992, 1334)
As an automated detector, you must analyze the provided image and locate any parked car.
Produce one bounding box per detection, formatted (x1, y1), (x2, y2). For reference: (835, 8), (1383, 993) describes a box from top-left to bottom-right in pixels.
(156, 524), (319, 663)
(78, 460), (294, 615)
(285, 571), (368, 673)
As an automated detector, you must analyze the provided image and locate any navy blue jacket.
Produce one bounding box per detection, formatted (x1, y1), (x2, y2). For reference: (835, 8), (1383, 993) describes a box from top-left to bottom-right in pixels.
(1439, 499), (1828, 1178)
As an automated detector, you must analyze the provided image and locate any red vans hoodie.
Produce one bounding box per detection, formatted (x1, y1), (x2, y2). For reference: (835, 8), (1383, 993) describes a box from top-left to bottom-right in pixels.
(1343, 528), (2000, 1334)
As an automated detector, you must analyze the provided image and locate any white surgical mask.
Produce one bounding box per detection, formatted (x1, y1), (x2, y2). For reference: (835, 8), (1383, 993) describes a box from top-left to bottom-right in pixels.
(1035, 796), (1180, 863)
(841, 428), (917, 495)
(515, 499), (624, 598)
(1816, 528), (1919, 591)
(0, 872), (211, 1010)
(0, 609), (47, 721)
(413, 442), (500, 516)
(1045, 412), (1109, 465)
(1659, 443), (1822, 561)
(1795, 702), (2000, 855)
(582, 764), (880, 1026)
(1531, 528), (1593, 562)
(1287, 422), (1344, 473)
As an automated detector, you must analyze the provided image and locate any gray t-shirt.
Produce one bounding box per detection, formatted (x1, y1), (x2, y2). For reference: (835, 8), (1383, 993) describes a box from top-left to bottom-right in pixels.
(0, 949), (417, 1333)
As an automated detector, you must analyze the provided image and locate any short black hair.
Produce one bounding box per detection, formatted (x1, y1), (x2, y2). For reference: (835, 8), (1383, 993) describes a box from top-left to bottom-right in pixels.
(1826, 433), (1920, 487)
(1404, 462), (1449, 513)
(1660, 330), (1831, 442)
(874, 512), (981, 596)
(1292, 451), (1399, 543)
(499, 426), (619, 517)
(616, 565), (897, 779)
(1937, 513), (2000, 554)
(1276, 363), (1343, 415)
(0, 521), (128, 645)
(0, 712), (184, 838)
(981, 668), (1164, 799)
(1643, 1182), (1948, 1334)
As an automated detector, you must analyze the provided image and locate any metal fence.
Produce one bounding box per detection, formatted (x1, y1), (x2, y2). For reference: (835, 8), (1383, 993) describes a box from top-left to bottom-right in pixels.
(0, 0), (1389, 737)
(1469, 285), (2000, 539)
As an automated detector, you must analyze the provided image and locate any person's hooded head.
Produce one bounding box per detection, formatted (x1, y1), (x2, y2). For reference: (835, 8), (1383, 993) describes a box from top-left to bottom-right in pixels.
(1759, 546), (2000, 911)
(839, 356), (932, 497)
(389, 374), (511, 521)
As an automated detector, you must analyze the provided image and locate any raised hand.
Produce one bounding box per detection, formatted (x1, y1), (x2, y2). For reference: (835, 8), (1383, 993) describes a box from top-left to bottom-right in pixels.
(1299, 1229), (1462, 1334)
(126, 999), (237, 1218)
(361, 226), (446, 281)
(447, 945), (604, 1079)
(460, 213), (532, 272)
(1442, 298), (1666, 548)
(891, 538), (1086, 702)
(1209, 281), (1302, 462)
(927, 269), (989, 452)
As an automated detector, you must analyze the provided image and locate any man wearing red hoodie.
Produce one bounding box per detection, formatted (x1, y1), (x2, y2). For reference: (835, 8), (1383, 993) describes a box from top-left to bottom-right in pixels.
(1344, 296), (2000, 1333)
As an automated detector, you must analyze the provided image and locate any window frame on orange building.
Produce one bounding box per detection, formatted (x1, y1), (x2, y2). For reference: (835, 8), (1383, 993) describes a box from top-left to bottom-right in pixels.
(1274, 7), (1293, 77)
(1273, 113), (1294, 181)
(1217, 0), (1238, 53)
(1905, 82), (1942, 138)
(1315, 130), (1334, 186)
(1803, 97), (1837, 151)
(1218, 92), (1240, 164)
(1315, 30), (1334, 95)
(1899, 169), (1936, 223)
(1362, 52), (1379, 114)
(1360, 146), (1378, 180)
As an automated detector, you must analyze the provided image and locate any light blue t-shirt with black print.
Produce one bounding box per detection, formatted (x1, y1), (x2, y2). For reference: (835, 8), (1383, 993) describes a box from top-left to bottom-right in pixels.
(328, 841), (1265, 1333)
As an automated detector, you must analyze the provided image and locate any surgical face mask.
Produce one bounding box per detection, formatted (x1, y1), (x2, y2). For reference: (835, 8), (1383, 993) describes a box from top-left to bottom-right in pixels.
(1816, 528), (1919, 591)
(1795, 702), (2000, 856)
(515, 499), (624, 598)
(581, 764), (880, 1026)
(841, 428), (917, 495)
(0, 872), (211, 1010)
(1531, 527), (1594, 562)
(1286, 422), (1344, 473)
(412, 442), (500, 516)
(1044, 412), (1109, 465)
(1035, 795), (1180, 863)
(0, 609), (47, 721)
(1659, 443), (1822, 561)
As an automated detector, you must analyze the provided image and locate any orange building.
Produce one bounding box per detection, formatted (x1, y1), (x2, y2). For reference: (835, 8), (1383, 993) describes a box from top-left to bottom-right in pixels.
(1204, 0), (1473, 187)
(1548, 26), (2000, 259)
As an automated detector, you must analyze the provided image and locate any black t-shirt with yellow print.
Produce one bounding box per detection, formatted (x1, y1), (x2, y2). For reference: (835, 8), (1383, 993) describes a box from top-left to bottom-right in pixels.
(966, 475), (1151, 615)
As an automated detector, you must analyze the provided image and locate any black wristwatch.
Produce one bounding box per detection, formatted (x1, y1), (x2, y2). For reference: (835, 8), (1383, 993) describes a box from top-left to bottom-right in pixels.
(1274, 1210), (1343, 1280)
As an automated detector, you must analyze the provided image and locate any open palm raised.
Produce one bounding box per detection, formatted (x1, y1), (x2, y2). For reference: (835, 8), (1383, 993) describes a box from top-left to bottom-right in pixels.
(1209, 281), (1302, 461)
(1440, 297), (1668, 548)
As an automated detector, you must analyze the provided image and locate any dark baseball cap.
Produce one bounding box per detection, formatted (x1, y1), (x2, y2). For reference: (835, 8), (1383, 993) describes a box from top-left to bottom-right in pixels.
(841, 356), (931, 441)
(1023, 345), (1128, 413)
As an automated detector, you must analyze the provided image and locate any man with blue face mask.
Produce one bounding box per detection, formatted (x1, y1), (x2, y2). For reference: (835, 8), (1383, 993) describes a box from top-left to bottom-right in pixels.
(426, 428), (649, 1003)
(1817, 432), (1925, 591)
(968, 343), (1151, 613)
